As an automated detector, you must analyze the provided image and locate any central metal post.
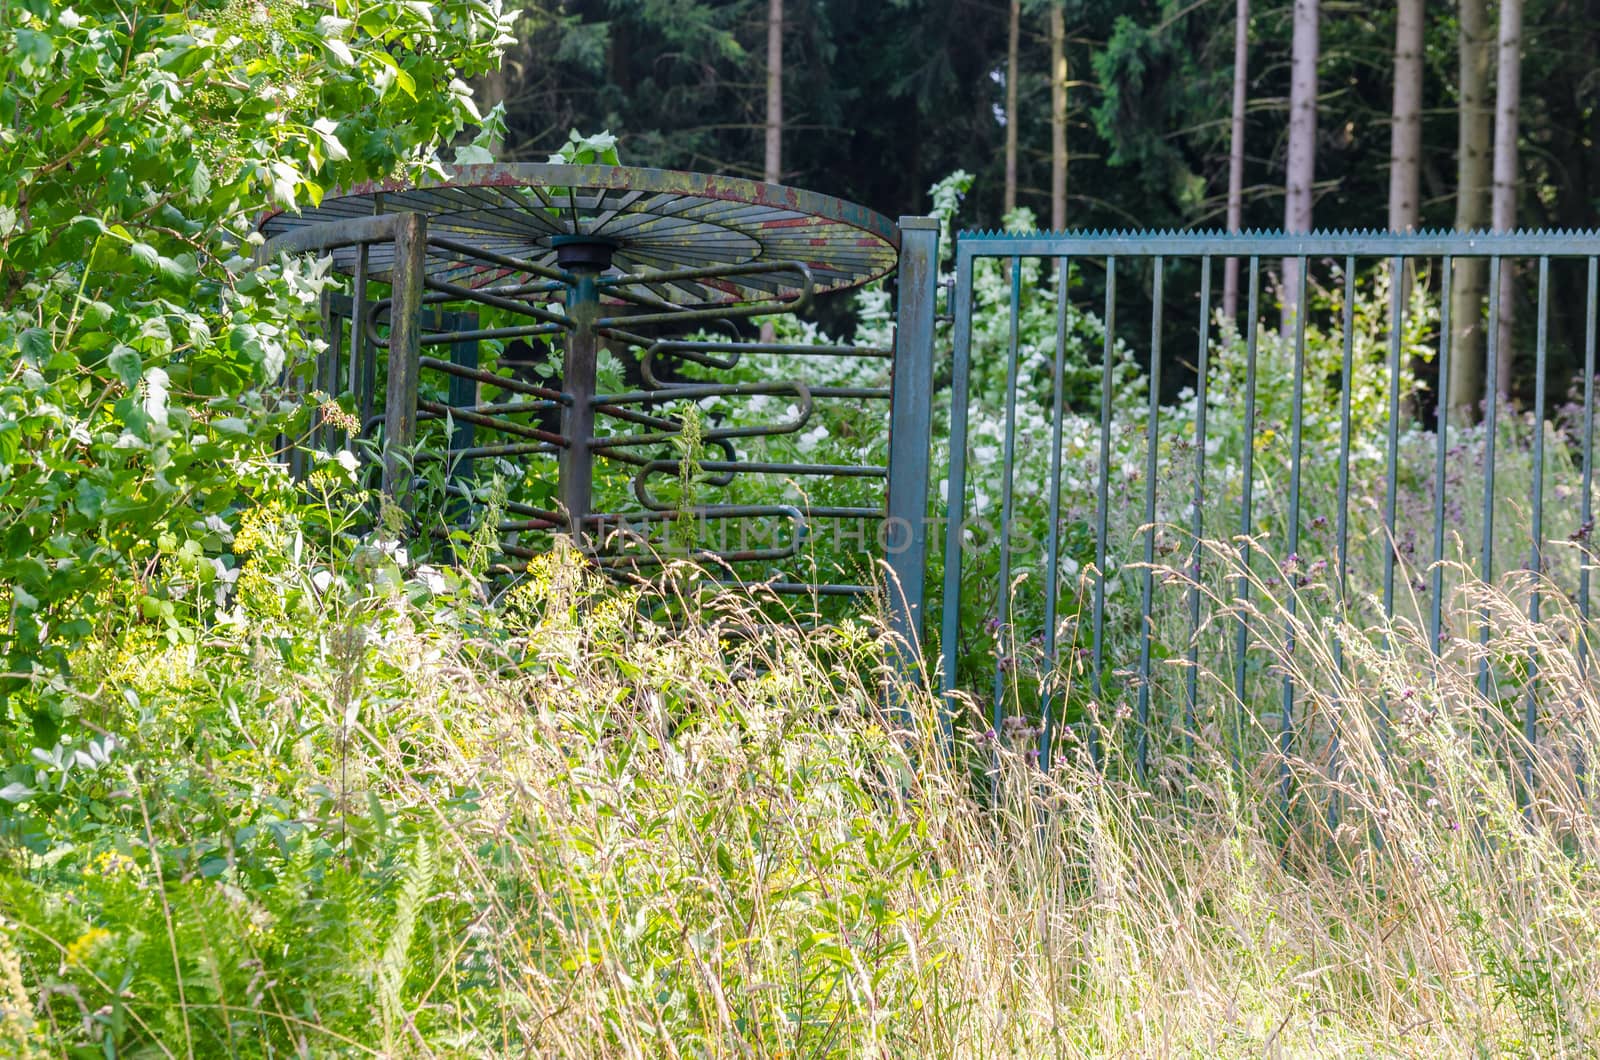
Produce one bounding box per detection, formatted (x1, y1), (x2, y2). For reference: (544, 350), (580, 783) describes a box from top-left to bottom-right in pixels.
(558, 261), (603, 544)
(885, 217), (940, 662)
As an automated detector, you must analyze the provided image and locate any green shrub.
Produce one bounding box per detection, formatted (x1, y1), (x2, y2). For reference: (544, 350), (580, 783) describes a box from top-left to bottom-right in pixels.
(0, 0), (509, 738)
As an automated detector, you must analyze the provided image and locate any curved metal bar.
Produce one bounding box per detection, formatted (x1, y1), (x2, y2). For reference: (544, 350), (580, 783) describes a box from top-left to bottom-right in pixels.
(366, 298), (567, 349)
(786, 506), (883, 520)
(640, 341), (742, 387)
(644, 458), (885, 477)
(590, 440), (741, 492)
(417, 401), (568, 446)
(440, 484), (563, 523)
(639, 339), (891, 390)
(591, 401), (686, 432)
(433, 398), (564, 416)
(589, 381), (814, 450)
(586, 503), (808, 566)
(422, 275), (574, 326)
(417, 356), (569, 404)
(407, 279), (568, 309)
(632, 457), (886, 511)
(428, 347), (686, 433)
(711, 580), (875, 597)
(417, 442), (559, 462)
(595, 317), (743, 350)
(495, 517), (564, 532)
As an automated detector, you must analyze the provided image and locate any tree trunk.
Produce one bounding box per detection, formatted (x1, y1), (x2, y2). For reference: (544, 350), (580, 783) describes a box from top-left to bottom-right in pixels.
(1389, 0), (1424, 417)
(1449, 0), (1493, 415)
(1004, 0), (1020, 215)
(1388, 0), (1424, 233)
(762, 0), (783, 344)
(1491, 0), (1523, 401)
(765, 0), (783, 184)
(1049, 3), (1067, 233)
(1223, 0), (1249, 320)
(1282, 0), (1318, 323)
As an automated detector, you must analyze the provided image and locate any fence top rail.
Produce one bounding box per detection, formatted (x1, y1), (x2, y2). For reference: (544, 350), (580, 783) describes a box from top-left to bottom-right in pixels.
(955, 228), (1600, 260)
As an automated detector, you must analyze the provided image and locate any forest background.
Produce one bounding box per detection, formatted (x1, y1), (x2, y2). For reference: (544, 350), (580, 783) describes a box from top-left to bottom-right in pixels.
(482, 0), (1600, 405)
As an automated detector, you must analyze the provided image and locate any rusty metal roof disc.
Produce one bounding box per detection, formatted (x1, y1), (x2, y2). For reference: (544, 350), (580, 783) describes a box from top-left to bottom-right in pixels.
(258, 164), (901, 306)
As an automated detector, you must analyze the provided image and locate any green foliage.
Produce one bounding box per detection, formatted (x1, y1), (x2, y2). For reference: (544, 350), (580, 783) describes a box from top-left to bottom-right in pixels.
(1091, 6), (1225, 211)
(0, 0), (509, 730)
(546, 127), (622, 166)
(6, 499), (1600, 1052)
(0, 493), (954, 1053)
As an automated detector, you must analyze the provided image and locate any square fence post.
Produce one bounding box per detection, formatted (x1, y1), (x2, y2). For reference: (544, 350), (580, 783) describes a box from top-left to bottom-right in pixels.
(382, 212), (427, 501)
(885, 216), (941, 679)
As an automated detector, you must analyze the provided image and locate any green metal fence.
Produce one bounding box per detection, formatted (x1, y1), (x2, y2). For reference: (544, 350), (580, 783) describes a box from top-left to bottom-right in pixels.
(938, 230), (1600, 787)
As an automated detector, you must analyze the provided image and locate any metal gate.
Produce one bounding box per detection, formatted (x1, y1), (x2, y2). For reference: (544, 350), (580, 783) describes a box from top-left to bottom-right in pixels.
(936, 230), (1600, 783)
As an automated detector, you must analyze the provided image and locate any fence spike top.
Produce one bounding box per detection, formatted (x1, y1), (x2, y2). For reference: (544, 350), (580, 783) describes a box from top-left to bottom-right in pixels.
(952, 226), (1600, 262)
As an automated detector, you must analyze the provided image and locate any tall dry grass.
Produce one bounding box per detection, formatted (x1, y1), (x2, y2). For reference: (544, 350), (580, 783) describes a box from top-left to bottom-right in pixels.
(9, 539), (1600, 1057)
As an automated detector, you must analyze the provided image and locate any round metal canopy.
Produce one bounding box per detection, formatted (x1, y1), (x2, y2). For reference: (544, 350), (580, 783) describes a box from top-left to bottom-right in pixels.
(258, 164), (901, 306)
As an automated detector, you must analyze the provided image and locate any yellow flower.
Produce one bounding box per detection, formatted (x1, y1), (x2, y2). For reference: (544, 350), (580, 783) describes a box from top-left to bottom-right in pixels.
(64, 927), (111, 969)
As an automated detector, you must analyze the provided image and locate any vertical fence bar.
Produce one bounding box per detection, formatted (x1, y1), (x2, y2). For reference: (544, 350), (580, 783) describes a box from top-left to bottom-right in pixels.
(884, 217), (940, 686)
(1136, 257), (1164, 778)
(382, 212), (427, 500)
(1041, 258), (1071, 768)
(1525, 256), (1550, 792)
(1185, 258), (1213, 765)
(939, 250), (977, 730)
(1336, 259), (1356, 614)
(1381, 255), (1405, 739)
(361, 196), (384, 433)
(1329, 256), (1357, 827)
(558, 273), (599, 543)
(1231, 258), (1261, 759)
(1582, 258), (1598, 672)
(351, 244), (371, 428)
(1091, 257), (1117, 767)
(1281, 255), (1308, 809)
(1383, 255), (1405, 628)
(1581, 258), (1598, 793)
(1478, 256), (1503, 696)
(1431, 257), (1454, 655)
(992, 259), (1025, 735)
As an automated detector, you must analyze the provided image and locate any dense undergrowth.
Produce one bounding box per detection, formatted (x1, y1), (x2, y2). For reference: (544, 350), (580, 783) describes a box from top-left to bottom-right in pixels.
(6, 507), (1600, 1056)
(7, 4), (1600, 1056)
